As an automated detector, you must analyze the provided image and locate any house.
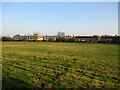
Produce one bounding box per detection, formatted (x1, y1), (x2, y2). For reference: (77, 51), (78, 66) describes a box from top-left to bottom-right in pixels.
(13, 34), (25, 41)
(43, 35), (57, 41)
(100, 35), (120, 43)
(75, 36), (99, 43)
(13, 34), (41, 41)
(100, 35), (114, 43)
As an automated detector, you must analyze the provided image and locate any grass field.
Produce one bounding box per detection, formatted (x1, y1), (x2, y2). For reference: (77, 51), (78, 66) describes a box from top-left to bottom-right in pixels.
(2, 42), (120, 88)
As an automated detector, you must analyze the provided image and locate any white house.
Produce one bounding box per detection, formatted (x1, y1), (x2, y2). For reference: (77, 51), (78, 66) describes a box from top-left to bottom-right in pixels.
(13, 34), (41, 41)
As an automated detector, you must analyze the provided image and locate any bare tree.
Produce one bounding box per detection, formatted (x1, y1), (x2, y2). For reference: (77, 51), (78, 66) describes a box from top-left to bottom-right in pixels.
(57, 32), (66, 42)
(57, 32), (65, 38)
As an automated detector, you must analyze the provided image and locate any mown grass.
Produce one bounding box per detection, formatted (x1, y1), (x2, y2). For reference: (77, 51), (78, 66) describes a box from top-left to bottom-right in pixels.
(2, 42), (120, 88)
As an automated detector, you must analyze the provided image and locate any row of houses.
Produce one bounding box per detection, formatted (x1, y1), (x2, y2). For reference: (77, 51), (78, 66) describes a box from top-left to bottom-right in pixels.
(12, 34), (120, 43)
(13, 34), (72, 42)
(75, 35), (119, 43)
(13, 34), (41, 41)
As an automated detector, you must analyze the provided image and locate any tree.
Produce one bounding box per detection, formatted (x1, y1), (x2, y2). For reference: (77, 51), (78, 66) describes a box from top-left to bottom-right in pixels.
(57, 32), (65, 38)
(48, 37), (55, 42)
(22, 35), (27, 44)
(56, 32), (66, 42)
(111, 35), (119, 44)
(2, 37), (13, 41)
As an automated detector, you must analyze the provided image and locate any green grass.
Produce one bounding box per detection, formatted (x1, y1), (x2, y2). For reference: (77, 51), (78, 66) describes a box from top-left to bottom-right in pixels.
(2, 42), (120, 88)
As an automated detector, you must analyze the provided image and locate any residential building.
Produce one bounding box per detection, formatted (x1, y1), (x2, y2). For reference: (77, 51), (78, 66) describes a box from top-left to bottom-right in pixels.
(13, 34), (41, 41)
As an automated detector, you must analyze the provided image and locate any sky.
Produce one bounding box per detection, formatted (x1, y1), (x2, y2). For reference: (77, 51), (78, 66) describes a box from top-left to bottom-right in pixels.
(2, 2), (118, 36)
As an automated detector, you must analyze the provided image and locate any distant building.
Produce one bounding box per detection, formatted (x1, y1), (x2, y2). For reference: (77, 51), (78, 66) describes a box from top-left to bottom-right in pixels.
(75, 36), (99, 43)
(100, 35), (114, 43)
(12, 34), (120, 43)
(13, 34), (25, 41)
(43, 35), (57, 41)
(13, 34), (41, 41)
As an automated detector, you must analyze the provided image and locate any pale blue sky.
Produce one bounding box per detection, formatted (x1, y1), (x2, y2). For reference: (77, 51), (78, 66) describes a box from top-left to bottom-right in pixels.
(2, 2), (118, 36)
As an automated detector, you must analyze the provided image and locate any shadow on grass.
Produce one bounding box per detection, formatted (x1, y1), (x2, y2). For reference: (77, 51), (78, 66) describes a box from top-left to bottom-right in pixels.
(2, 77), (32, 89)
